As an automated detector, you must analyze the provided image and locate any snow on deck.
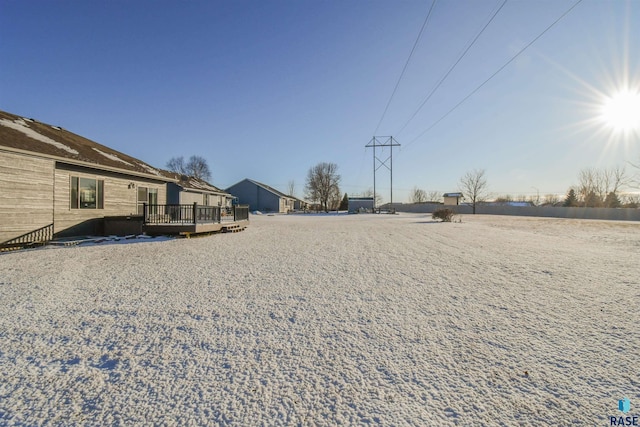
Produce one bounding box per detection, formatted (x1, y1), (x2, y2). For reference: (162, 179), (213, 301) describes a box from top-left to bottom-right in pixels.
(0, 118), (79, 155)
(0, 213), (638, 425)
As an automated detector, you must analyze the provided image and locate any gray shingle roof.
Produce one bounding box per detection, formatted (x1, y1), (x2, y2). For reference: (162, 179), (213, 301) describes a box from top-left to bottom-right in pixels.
(160, 170), (231, 196)
(0, 110), (169, 180)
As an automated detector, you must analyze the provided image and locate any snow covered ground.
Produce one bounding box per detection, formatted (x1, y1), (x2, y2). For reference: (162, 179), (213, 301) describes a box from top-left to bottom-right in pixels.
(0, 213), (638, 426)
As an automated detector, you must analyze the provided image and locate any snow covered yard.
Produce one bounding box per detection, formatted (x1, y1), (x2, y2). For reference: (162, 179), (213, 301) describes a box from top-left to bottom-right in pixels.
(0, 213), (638, 426)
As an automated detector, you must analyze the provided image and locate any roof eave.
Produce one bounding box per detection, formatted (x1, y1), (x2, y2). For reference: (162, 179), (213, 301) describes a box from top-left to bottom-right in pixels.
(0, 144), (175, 182)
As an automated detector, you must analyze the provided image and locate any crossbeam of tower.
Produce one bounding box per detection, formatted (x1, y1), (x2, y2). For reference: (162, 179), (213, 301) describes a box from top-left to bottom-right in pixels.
(365, 136), (400, 211)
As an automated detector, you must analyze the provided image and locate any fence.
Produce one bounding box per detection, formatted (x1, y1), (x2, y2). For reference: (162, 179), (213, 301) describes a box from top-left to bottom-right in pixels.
(385, 203), (640, 221)
(234, 205), (249, 222)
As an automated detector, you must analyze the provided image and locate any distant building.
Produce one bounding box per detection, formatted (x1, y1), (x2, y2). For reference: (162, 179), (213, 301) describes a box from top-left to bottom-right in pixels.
(292, 196), (310, 211)
(489, 201), (535, 207)
(443, 192), (464, 206)
(162, 171), (234, 209)
(225, 178), (295, 213)
(348, 197), (374, 213)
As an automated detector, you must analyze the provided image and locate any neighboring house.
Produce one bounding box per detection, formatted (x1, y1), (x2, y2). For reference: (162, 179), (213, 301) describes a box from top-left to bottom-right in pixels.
(443, 192), (464, 206)
(0, 110), (173, 244)
(292, 197), (310, 211)
(226, 178), (295, 213)
(162, 171), (235, 209)
(348, 197), (374, 213)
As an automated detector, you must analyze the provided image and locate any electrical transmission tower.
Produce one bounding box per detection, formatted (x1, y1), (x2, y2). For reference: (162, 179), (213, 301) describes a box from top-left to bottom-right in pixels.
(365, 136), (400, 211)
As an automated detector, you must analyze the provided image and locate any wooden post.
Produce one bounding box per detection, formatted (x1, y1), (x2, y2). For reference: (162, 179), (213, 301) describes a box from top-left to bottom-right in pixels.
(193, 202), (198, 224)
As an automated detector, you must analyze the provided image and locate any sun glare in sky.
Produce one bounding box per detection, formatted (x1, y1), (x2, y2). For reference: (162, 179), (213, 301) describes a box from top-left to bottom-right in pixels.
(600, 89), (640, 132)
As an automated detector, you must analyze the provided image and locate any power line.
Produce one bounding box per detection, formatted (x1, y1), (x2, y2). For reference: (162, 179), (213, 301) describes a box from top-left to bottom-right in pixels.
(403, 0), (584, 150)
(395, 0), (508, 137)
(372, 0), (437, 136)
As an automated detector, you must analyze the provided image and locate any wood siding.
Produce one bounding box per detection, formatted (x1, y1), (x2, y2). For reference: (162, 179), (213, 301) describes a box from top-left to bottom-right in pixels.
(179, 191), (205, 206)
(53, 168), (167, 237)
(0, 150), (55, 243)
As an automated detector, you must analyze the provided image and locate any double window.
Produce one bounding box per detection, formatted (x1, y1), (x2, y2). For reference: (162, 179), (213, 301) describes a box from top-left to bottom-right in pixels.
(71, 177), (104, 209)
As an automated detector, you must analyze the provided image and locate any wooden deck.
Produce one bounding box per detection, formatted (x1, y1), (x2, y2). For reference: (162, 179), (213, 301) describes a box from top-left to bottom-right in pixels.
(142, 204), (249, 237)
(143, 220), (248, 237)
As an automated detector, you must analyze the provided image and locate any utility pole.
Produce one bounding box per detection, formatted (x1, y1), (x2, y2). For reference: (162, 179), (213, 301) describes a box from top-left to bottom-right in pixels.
(365, 136), (400, 211)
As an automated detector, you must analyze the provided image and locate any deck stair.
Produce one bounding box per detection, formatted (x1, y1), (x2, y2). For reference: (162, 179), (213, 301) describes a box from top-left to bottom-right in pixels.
(221, 223), (246, 233)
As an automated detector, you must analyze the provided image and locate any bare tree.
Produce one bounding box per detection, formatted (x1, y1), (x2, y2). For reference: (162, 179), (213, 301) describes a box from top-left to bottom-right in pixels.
(410, 187), (427, 203)
(621, 193), (640, 208)
(166, 155), (212, 181)
(579, 167), (607, 206)
(166, 156), (186, 175)
(577, 166), (628, 207)
(543, 194), (560, 206)
(609, 165), (628, 194)
(427, 190), (442, 203)
(186, 155), (211, 181)
(287, 180), (296, 197)
(459, 169), (488, 214)
(630, 159), (640, 188)
(362, 188), (383, 207)
(305, 162), (341, 212)
(328, 185), (342, 211)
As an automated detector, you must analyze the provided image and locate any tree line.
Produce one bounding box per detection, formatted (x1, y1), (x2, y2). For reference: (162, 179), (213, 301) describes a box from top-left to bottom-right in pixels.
(409, 165), (639, 213)
(166, 155), (212, 181)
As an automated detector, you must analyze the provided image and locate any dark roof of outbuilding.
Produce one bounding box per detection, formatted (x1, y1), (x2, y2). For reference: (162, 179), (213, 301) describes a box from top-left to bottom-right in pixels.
(227, 178), (294, 199)
(0, 110), (169, 180)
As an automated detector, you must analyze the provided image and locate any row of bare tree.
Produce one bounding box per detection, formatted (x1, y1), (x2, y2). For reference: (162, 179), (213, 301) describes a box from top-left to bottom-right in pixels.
(410, 165), (639, 213)
(568, 166), (629, 207)
(166, 155), (212, 181)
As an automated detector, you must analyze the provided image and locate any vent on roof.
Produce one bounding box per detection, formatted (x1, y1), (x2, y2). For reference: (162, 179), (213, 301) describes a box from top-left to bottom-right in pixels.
(51, 125), (62, 130)
(22, 117), (34, 122)
(180, 174), (189, 181)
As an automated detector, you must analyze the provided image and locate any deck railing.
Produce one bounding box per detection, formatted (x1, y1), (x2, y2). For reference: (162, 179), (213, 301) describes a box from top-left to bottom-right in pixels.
(0, 223), (54, 250)
(234, 205), (249, 222)
(143, 204), (249, 225)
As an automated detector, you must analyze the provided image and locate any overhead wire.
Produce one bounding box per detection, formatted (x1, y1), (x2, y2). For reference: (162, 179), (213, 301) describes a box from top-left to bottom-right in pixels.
(403, 0), (584, 150)
(372, 0), (438, 136)
(395, 0), (508, 137)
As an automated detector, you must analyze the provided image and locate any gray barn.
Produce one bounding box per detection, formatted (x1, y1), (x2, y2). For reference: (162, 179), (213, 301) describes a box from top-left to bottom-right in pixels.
(226, 179), (295, 213)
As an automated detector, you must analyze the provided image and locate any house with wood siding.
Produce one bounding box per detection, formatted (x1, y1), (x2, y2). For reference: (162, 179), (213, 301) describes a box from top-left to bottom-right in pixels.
(162, 171), (235, 209)
(0, 110), (173, 245)
(225, 178), (296, 213)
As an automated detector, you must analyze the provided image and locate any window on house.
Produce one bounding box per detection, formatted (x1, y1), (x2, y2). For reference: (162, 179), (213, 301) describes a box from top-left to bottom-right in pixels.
(137, 187), (147, 215)
(71, 177), (104, 209)
(203, 194), (210, 206)
(148, 188), (158, 214)
(138, 187), (158, 214)
(149, 188), (158, 205)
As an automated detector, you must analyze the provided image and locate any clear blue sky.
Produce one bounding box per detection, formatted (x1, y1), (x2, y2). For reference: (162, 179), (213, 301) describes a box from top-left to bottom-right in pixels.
(2, 0), (639, 202)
